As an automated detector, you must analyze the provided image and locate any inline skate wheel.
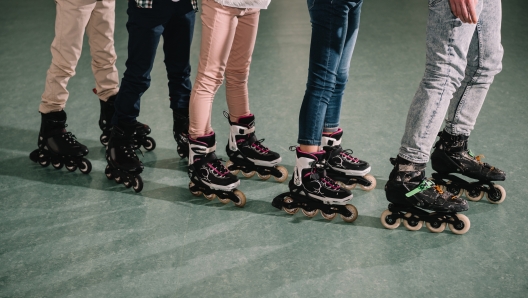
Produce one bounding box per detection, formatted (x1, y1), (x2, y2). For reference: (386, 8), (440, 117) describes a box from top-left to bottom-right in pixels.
(204, 193), (217, 201)
(403, 213), (423, 231)
(225, 160), (240, 175)
(257, 172), (271, 181)
(132, 176), (143, 193)
(340, 204), (358, 223)
(115, 175), (122, 184)
(144, 137), (156, 151)
(465, 183), (484, 201)
(105, 165), (113, 180)
(425, 215), (447, 233)
(241, 170), (255, 178)
(233, 190), (246, 208)
(443, 182), (463, 198)
(486, 184), (506, 204)
(79, 158), (92, 174)
(65, 161), (77, 172)
(124, 180), (133, 189)
(189, 182), (203, 196)
(52, 161), (63, 169)
(39, 155), (50, 167)
(380, 209), (400, 229)
(337, 181), (356, 190)
(273, 166), (289, 183)
(301, 208), (318, 218)
(448, 214), (470, 235)
(177, 145), (187, 159)
(100, 134), (109, 146)
(321, 211), (337, 221)
(282, 196), (299, 214)
(359, 174), (377, 191)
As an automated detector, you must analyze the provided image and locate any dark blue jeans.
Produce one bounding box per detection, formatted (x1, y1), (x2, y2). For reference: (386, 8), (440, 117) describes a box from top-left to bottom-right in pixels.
(298, 0), (362, 145)
(113, 0), (195, 124)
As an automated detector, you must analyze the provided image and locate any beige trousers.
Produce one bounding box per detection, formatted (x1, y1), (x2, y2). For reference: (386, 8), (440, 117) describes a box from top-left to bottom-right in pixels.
(189, 0), (260, 138)
(40, 0), (119, 114)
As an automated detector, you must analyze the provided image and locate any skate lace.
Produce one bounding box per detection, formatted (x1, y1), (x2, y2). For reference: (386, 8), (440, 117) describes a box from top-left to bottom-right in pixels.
(340, 149), (359, 163)
(249, 138), (270, 154)
(208, 158), (230, 177)
(61, 127), (79, 145)
(309, 160), (341, 190)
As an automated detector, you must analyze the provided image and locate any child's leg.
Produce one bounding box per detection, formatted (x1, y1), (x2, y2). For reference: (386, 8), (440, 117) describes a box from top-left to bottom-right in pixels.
(188, 0), (239, 139)
(40, 0), (97, 113)
(86, 0), (119, 101)
(224, 8), (260, 123)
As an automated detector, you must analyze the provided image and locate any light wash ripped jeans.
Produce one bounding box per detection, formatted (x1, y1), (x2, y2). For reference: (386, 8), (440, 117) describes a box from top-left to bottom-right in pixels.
(399, 0), (503, 164)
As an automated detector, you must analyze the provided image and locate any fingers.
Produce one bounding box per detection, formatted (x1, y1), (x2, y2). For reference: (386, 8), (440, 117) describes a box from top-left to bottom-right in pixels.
(467, 0), (478, 24)
(449, 0), (478, 24)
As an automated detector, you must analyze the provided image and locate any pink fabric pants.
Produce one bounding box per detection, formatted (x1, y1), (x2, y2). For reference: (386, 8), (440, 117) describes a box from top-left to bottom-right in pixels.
(189, 0), (260, 138)
(40, 0), (119, 114)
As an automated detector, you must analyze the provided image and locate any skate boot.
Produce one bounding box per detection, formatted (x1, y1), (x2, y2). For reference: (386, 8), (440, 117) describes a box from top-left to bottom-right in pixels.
(95, 89), (156, 151)
(105, 121), (144, 192)
(321, 128), (376, 191)
(272, 147), (358, 223)
(29, 110), (92, 174)
(224, 112), (288, 182)
(188, 132), (246, 207)
(173, 109), (189, 159)
(431, 130), (506, 204)
(381, 156), (470, 234)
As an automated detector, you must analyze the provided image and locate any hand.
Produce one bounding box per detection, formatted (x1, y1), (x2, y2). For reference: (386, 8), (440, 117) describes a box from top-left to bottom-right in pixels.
(449, 0), (479, 24)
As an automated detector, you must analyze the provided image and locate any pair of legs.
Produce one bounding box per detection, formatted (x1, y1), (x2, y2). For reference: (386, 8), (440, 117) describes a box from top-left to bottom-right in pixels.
(40, 0), (118, 113)
(30, 0), (119, 175)
(113, 0), (195, 125)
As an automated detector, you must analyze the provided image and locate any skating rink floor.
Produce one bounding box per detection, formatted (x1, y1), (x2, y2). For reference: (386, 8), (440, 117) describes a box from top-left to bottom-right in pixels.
(1, 1), (527, 297)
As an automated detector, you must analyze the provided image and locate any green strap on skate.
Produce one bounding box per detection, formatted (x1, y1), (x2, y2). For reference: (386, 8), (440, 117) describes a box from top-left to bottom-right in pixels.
(405, 180), (435, 197)
(468, 150), (475, 158)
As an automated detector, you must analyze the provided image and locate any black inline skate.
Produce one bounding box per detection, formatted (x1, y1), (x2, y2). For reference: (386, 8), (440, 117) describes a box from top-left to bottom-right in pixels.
(29, 110), (92, 174)
(173, 108), (189, 159)
(224, 112), (288, 183)
(105, 121), (144, 192)
(188, 132), (246, 207)
(321, 128), (376, 191)
(381, 156), (470, 234)
(95, 89), (155, 151)
(272, 147), (358, 222)
(431, 130), (506, 204)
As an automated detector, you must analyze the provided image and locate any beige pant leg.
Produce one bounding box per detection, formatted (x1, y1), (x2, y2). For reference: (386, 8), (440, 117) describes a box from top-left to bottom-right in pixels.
(86, 0), (119, 101)
(189, 0), (239, 139)
(225, 8), (260, 122)
(40, 0), (97, 113)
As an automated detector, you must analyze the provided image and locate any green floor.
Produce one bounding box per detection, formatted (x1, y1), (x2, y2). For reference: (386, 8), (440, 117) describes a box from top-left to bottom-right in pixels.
(1, 0), (527, 297)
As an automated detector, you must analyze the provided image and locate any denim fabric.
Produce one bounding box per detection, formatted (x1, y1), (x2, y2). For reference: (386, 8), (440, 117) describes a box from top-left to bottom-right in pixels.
(399, 0), (503, 163)
(113, 0), (195, 124)
(297, 0), (362, 146)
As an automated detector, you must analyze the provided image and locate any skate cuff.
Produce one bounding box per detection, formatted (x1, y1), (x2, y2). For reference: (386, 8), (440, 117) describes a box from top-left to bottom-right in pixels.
(233, 125), (255, 135)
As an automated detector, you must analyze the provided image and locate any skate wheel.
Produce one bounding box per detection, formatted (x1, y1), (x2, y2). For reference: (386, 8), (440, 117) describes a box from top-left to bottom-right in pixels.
(218, 197), (231, 204)
(115, 175), (122, 184)
(403, 213), (423, 231)
(257, 172), (271, 181)
(105, 165), (113, 180)
(66, 162), (77, 172)
(425, 217), (447, 233)
(39, 156), (50, 167)
(233, 190), (246, 208)
(177, 145), (188, 159)
(124, 180), (133, 188)
(273, 166), (289, 183)
(52, 161), (63, 170)
(340, 204), (358, 223)
(79, 158), (92, 174)
(448, 214), (470, 235)
(380, 209), (400, 229)
(443, 181), (463, 198)
(282, 196), (299, 214)
(359, 174), (377, 191)
(132, 176), (143, 193)
(321, 211), (337, 221)
(100, 134), (109, 146)
(241, 170), (255, 178)
(465, 184), (484, 201)
(486, 184), (506, 204)
(189, 182), (202, 196)
(225, 160), (240, 175)
(301, 208), (318, 218)
(204, 193), (216, 201)
(144, 137), (156, 151)
(338, 181), (356, 190)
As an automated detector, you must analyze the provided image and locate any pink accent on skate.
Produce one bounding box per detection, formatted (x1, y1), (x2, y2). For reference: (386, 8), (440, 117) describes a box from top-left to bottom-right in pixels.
(207, 163), (229, 176)
(322, 127), (342, 137)
(296, 147), (325, 161)
(340, 151), (359, 163)
(251, 142), (269, 153)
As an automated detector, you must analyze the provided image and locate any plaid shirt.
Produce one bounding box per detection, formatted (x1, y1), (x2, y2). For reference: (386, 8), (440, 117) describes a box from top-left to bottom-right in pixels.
(135, 0), (198, 12)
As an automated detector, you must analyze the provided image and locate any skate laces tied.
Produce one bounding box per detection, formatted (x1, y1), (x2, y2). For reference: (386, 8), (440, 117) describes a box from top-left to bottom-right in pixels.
(208, 160), (230, 177)
(307, 161), (340, 190)
(250, 139), (269, 154)
(340, 149), (359, 163)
